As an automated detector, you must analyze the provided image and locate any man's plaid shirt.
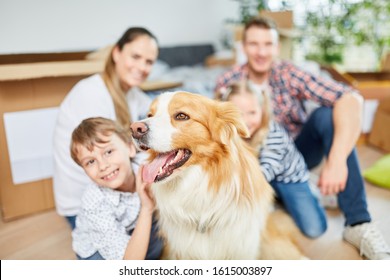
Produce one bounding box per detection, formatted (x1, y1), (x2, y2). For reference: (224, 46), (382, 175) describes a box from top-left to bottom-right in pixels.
(214, 61), (357, 138)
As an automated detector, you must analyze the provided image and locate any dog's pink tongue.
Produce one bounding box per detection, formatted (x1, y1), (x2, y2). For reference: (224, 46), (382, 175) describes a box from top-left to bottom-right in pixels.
(142, 153), (171, 184)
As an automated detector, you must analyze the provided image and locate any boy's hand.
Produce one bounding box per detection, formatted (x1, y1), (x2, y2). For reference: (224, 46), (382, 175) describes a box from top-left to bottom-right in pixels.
(136, 165), (155, 213)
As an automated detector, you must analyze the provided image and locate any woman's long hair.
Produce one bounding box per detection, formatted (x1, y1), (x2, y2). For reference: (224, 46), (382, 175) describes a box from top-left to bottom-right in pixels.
(102, 27), (157, 128)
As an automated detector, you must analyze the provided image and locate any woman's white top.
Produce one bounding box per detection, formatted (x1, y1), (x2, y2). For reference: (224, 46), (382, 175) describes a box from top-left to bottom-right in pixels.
(72, 184), (141, 259)
(53, 74), (151, 216)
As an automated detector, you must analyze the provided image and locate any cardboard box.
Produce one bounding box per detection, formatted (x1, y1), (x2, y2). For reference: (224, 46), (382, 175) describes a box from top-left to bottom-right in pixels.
(0, 57), (105, 221)
(368, 97), (390, 152)
(260, 10), (294, 29)
(323, 66), (390, 137)
(381, 52), (390, 72)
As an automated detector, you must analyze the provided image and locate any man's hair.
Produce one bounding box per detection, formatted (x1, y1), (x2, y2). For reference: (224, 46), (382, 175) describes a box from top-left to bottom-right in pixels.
(243, 16), (278, 43)
(70, 117), (132, 166)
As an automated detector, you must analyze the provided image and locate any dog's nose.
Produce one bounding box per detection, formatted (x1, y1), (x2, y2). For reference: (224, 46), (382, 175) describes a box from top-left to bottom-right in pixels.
(130, 122), (149, 139)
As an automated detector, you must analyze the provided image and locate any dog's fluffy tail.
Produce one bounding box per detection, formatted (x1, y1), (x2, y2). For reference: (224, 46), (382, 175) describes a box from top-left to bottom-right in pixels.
(260, 209), (308, 260)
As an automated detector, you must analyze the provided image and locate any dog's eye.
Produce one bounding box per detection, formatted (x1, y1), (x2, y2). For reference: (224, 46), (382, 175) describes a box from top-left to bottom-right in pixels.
(175, 112), (189, 120)
(147, 112), (153, 118)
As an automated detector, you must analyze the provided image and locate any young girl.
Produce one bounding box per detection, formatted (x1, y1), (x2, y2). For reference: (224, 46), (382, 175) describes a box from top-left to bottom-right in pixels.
(70, 117), (163, 260)
(53, 27), (159, 229)
(217, 80), (327, 239)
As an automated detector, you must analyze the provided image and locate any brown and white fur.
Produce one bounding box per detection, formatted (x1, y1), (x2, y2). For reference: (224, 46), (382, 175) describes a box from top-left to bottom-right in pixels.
(131, 91), (305, 260)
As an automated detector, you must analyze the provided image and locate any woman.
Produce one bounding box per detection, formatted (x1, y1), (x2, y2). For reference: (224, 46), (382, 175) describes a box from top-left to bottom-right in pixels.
(53, 27), (159, 229)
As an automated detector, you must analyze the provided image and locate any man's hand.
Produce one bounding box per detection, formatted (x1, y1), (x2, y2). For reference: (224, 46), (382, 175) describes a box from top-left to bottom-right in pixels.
(319, 93), (362, 195)
(318, 159), (348, 195)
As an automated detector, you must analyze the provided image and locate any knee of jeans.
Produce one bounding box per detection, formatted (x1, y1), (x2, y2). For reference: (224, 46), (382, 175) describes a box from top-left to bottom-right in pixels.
(301, 222), (327, 239)
(311, 107), (333, 135)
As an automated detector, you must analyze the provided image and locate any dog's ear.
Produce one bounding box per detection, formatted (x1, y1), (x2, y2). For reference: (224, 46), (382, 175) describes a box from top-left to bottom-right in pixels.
(210, 101), (250, 145)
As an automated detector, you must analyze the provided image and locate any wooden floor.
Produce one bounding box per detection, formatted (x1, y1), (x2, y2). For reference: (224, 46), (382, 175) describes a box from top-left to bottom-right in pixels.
(0, 145), (389, 260)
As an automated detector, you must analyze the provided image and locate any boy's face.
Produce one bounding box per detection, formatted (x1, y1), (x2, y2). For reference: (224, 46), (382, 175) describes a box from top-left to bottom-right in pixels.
(229, 94), (262, 137)
(76, 133), (136, 191)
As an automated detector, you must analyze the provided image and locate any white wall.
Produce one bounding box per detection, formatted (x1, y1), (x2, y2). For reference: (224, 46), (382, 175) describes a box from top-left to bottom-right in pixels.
(0, 0), (239, 54)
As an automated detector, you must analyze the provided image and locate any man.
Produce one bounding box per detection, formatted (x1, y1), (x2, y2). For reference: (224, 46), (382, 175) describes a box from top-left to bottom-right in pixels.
(215, 16), (390, 260)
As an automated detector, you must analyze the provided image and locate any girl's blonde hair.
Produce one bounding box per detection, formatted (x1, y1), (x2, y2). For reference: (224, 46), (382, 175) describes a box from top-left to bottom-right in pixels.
(102, 27), (158, 129)
(217, 80), (272, 150)
(70, 117), (132, 166)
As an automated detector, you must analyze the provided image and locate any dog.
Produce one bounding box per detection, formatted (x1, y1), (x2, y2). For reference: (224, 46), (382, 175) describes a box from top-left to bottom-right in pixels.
(131, 91), (305, 260)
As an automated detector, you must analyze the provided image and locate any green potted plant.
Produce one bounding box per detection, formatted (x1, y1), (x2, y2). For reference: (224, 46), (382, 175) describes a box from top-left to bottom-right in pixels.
(303, 0), (348, 65)
(342, 0), (390, 69)
(302, 0), (390, 69)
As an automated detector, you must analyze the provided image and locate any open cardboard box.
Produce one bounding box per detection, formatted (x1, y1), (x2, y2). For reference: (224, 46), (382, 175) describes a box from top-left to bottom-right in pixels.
(0, 54), (105, 221)
(368, 96), (390, 152)
(321, 64), (390, 145)
(348, 72), (389, 145)
(344, 52), (390, 100)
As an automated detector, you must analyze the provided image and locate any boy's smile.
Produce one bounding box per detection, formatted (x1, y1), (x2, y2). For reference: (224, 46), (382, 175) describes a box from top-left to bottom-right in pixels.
(77, 133), (136, 192)
(101, 168), (120, 181)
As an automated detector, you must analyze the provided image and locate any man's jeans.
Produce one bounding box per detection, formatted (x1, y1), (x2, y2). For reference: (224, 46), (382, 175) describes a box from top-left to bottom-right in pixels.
(294, 107), (371, 226)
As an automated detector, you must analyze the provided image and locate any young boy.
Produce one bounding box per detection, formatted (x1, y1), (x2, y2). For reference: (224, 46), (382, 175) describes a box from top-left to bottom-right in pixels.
(70, 117), (163, 260)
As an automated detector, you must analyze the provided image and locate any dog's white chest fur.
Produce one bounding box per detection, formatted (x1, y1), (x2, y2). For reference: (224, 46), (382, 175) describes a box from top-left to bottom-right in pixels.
(153, 165), (269, 260)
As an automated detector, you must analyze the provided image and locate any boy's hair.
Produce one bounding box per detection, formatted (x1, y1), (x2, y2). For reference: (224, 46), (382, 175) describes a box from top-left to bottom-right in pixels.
(243, 16), (279, 44)
(217, 80), (272, 150)
(70, 117), (132, 166)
